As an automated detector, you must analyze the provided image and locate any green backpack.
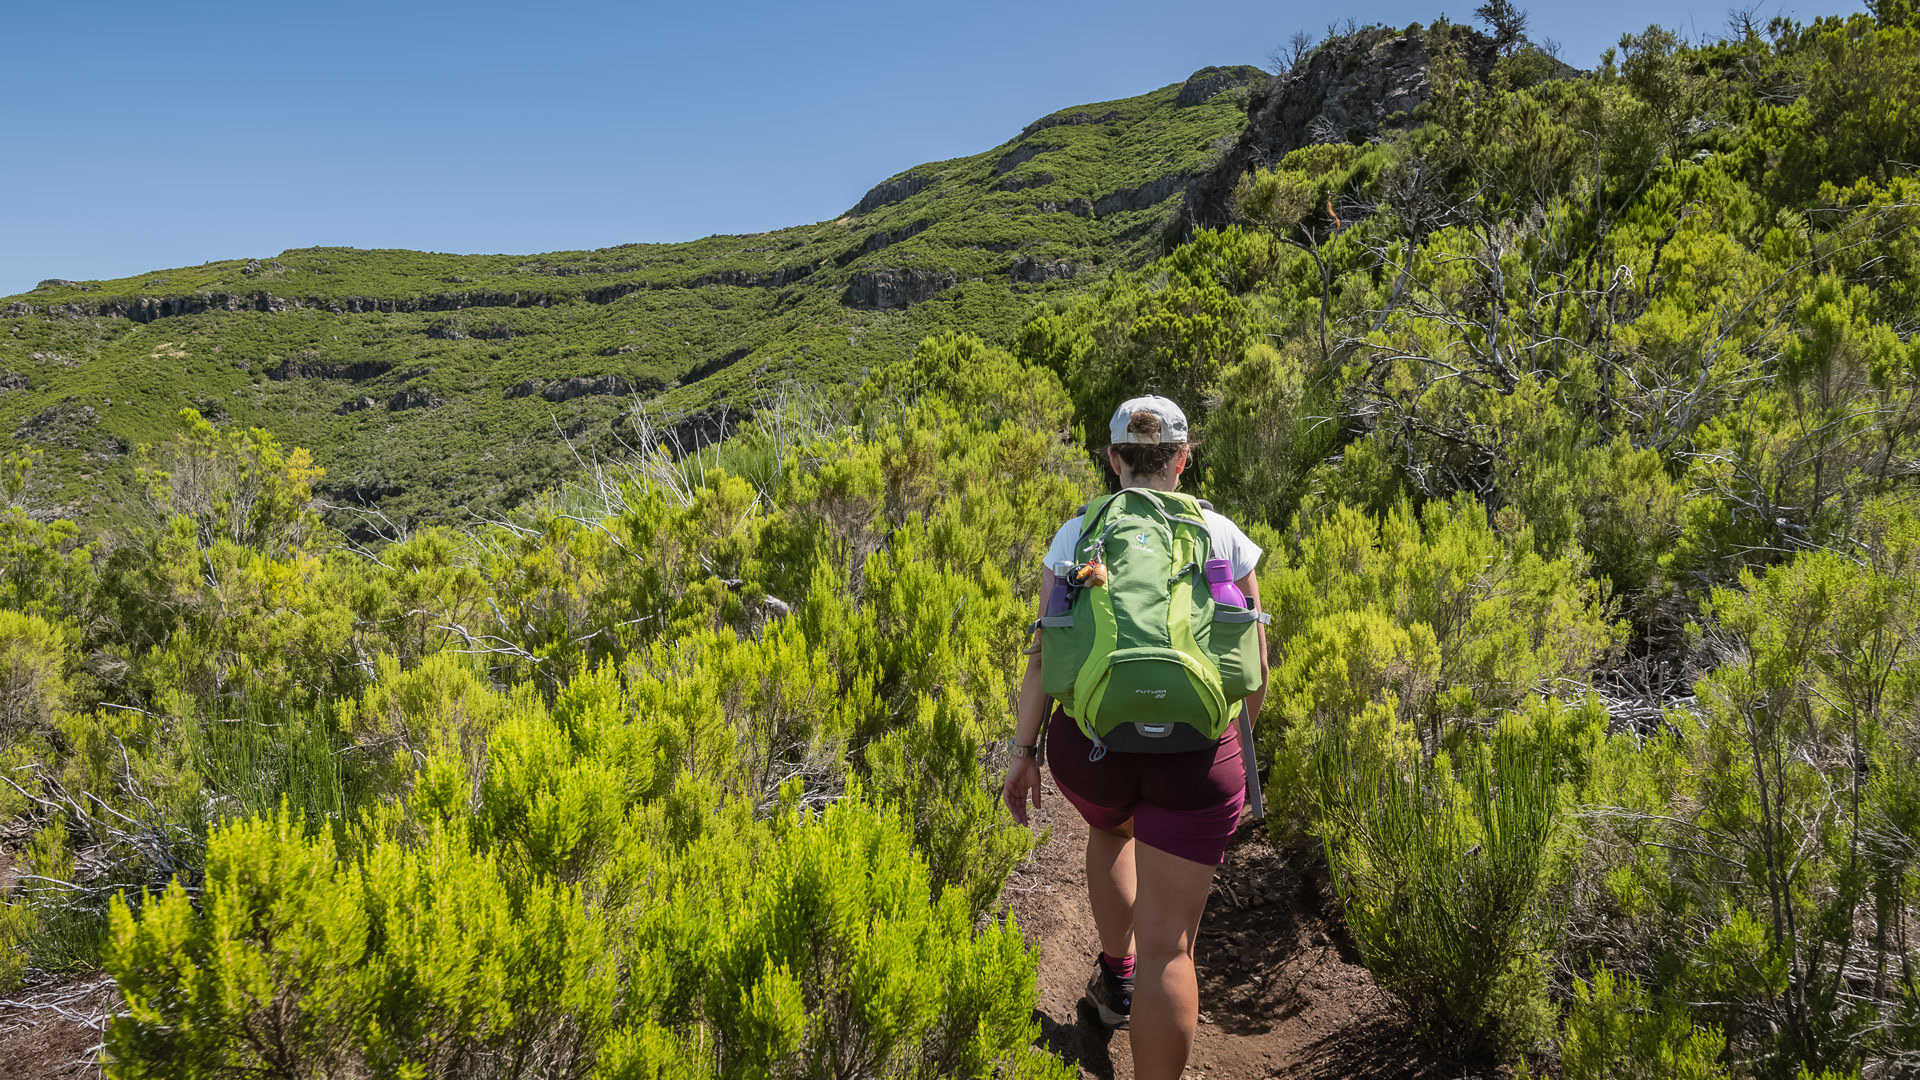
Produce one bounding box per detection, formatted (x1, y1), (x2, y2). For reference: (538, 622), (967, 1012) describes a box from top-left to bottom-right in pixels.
(1037, 488), (1269, 757)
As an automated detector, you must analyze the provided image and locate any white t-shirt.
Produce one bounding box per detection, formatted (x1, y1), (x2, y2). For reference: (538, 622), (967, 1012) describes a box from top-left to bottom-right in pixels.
(1042, 504), (1263, 582)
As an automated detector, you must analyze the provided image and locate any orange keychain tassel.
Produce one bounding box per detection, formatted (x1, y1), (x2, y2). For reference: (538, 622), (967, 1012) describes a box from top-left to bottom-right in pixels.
(1072, 556), (1108, 588)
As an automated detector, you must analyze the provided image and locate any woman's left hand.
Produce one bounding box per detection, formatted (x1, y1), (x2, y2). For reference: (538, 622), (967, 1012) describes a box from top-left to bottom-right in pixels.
(1003, 757), (1042, 826)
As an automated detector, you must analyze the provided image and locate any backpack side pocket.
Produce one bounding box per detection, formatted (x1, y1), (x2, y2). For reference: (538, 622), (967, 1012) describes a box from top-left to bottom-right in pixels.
(1209, 605), (1268, 702)
(1038, 613), (1081, 704)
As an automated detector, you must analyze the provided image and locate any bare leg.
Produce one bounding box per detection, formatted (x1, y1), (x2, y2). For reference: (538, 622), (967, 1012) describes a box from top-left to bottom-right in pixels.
(1085, 820), (1136, 961)
(1128, 840), (1217, 1080)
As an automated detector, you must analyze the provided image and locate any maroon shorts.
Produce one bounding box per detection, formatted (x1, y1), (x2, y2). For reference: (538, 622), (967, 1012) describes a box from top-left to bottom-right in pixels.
(1046, 706), (1246, 866)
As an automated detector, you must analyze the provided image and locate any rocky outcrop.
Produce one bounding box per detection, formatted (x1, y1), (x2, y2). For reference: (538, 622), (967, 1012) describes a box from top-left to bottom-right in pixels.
(995, 143), (1055, 174)
(1036, 198), (1092, 217)
(660, 407), (738, 454)
(19, 290), (531, 322)
(505, 374), (664, 402)
(1182, 27), (1511, 232)
(842, 269), (956, 310)
(541, 375), (633, 402)
(7, 266), (821, 325)
(1176, 65), (1263, 106)
(1094, 174), (1189, 216)
(14, 400), (125, 457)
(387, 389), (445, 412)
(852, 172), (936, 215)
(864, 219), (931, 254)
(268, 357), (394, 381)
(694, 263), (821, 289)
(836, 220), (933, 267)
(995, 172), (1053, 193)
(0, 371), (25, 394)
(336, 396), (378, 415)
(1009, 258), (1087, 284)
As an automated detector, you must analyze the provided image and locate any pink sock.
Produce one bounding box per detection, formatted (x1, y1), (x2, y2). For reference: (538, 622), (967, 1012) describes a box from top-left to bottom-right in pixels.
(1099, 952), (1135, 979)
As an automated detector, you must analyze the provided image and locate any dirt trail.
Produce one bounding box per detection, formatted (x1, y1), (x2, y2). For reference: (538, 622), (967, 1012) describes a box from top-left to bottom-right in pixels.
(0, 973), (110, 1080)
(1003, 773), (1486, 1080)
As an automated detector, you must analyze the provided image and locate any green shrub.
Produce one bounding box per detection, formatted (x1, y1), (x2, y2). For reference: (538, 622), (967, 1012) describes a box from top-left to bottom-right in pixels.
(105, 798), (1065, 1080)
(0, 608), (71, 740)
(1562, 968), (1728, 1080)
(1315, 715), (1562, 1058)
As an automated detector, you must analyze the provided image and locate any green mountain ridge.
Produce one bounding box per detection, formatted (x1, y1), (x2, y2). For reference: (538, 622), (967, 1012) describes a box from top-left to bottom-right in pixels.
(0, 65), (1262, 529)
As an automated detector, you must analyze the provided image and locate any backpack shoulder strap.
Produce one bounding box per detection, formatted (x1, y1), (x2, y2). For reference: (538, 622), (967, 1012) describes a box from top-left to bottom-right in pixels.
(1076, 491), (1127, 548)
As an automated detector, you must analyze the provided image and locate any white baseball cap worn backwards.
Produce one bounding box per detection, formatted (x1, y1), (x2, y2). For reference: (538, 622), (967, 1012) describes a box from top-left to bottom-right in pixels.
(1108, 395), (1189, 444)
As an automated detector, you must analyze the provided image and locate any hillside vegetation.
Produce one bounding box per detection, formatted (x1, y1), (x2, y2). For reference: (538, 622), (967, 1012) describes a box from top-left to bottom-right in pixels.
(5, 7), (1920, 1080)
(0, 67), (1258, 532)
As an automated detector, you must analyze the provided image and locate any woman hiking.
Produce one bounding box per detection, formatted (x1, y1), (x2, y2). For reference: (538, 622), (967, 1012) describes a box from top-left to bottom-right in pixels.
(1003, 395), (1269, 1080)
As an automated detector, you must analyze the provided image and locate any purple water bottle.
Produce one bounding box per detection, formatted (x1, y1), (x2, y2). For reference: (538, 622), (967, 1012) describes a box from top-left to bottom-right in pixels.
(1048, 562), (1074, 615)
(1205, 559), (1245, 607)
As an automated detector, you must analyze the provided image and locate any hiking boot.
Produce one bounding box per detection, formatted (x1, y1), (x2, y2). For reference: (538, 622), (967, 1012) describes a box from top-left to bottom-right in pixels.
(1084, 960), (1132, 1029)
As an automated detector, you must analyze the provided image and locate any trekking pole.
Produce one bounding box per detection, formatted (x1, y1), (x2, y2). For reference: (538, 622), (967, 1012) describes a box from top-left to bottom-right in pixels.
(1237, 709), (1265, 820)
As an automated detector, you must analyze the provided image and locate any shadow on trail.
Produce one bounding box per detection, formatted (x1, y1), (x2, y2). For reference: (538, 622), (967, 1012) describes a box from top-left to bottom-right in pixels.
(1035, 1003), (1119, 1079)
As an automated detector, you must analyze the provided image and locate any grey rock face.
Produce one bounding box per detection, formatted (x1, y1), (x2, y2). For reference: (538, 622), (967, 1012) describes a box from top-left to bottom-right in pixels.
(694, 263), (820, 289)
(15, 400), (126, 457)
(268, 358), (394, 381)
(0, 371), (26, 394)
(994, 172), (1053, 193)
(1009, 258), (1087, 284)
(1176, 65), (1263, 106)
(1182, 27), (1508, 231)
(1036, 198), (1092, 217)
(387, 389), (445, 412)
(504, 375), (661, 402)
(841, 269), (957, 310)
(35, 279), (79, 290)
(995, 142), (1055, 174)
(852, 172), (936, 215)
(1094, 173), (1189, 216)
(336, 396), (379, 415)
(863, 220), (931, 254)
(9, 276), (798, 325)
(539, 375), (635, 402)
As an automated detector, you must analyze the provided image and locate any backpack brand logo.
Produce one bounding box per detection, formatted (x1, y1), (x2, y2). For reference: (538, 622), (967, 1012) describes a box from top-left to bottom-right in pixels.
(1133, 688), (1167, 699)
(1133, 533), (1153, 551)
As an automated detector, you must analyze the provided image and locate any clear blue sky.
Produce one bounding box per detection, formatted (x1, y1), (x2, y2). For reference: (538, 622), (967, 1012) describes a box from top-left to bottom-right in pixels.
(3, 0), (1866, 296)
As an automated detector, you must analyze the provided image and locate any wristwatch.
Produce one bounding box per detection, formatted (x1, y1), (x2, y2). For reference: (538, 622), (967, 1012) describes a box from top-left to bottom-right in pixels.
(1010, 738), (1044, 764)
